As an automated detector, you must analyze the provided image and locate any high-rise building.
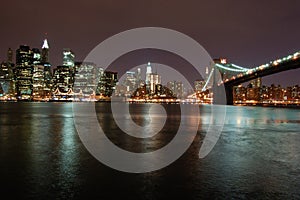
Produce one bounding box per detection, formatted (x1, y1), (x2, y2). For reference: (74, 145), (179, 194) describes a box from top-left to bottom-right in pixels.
(149, 73), (161, 93)
(52, 65), (73, 93)
(250, 78), (262, 88)
(16, 45), (34, 100)
(136, 67), (142, 83)
(7, 48), (13, 63)
(194, 80), (206, 92)
(63, 48), (75, 68)
(32, 64), (46, 99)
(97, 71), (118, 97)
(32, 48), (41, 65)
(73, 62), (96, 95)
(145, 62), (152, 85)
(40, 39), (52, 93)
(124, 71), (137, 94)
(41, 39), (49, 63)
(167, 81), (184, 98)
(0, 61), (15, 97)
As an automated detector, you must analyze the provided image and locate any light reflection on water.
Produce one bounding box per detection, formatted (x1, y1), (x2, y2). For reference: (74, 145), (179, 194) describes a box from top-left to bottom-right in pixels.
(0, 102), (299, 199)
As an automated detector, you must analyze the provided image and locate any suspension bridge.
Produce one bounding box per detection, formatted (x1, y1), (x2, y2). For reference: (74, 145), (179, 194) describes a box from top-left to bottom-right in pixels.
(201, 51), (300, 105)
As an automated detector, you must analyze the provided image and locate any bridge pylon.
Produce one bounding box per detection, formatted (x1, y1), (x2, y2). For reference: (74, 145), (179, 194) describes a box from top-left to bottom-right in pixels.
(212, 65), (227, 105)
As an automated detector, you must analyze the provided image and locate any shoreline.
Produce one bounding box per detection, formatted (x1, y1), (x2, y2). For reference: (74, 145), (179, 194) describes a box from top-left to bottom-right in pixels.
(1, 100), (300, 108)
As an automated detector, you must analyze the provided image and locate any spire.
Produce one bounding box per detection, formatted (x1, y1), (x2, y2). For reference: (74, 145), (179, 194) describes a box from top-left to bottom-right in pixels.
(42, 39), (49, 49)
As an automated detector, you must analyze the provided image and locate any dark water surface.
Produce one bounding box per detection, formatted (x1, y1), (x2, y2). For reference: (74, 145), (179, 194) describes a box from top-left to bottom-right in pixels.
(0, 102), (299, 199)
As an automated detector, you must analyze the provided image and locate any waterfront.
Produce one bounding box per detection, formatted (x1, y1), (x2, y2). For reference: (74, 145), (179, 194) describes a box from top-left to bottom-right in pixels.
(0, 102), (300, 199)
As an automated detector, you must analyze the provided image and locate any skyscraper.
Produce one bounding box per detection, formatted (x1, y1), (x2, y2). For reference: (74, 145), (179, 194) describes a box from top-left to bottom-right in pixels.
(32, 48), (41, 65)
(149, 73), (161, 93)
(52, 65), (73, 93)
(40, 39), (52, 93)
(41, 39), (49, 63)
(16, 45), (34, 100)
(73, 62), (96, 95)
(7, 48), (13, 63)
(63, 48), (75, 68)
(124, 71), (137, 93)
(97, 71), (118, 97)
(136, 67), (142, 86)
(145, 62), (152, 85)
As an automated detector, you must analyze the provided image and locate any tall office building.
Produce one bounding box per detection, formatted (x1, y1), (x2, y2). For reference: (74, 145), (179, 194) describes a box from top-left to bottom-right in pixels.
(1, 48), (16, 97)
(16, 45), (34, 100)
(149, 73), (161, 93)
(40, 39), (52, 93)
(145, 62), (152, 85)
(124, 71), (137, 93)
(167, 81), (184, 98)
(32, 64), (46, 99)
(0, 61), (15, 96)
(7, 48), (13, 63)
(41, 39), (49, 63)
(97, 71), (118, 97)
(73, 62), (96, 95)
(63, 48), (75, 68)
(52, 65), (73, 93)
(194, 80), (206, 92)
(32, 48), (41, 65)
(250, 77), (262, 88)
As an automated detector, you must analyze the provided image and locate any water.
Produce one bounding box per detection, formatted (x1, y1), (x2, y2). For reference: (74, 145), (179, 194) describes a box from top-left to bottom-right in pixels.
(0, 102), (300, 199)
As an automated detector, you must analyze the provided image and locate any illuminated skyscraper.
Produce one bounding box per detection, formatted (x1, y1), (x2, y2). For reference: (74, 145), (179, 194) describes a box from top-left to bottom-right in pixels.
(145, 62), (152, 85)
(124, 71), (137, 93)
(0, 61), (15, 97)
(16, 45), (34, 100)
(39, 39), (52, 93)
(97, 71), (118, 97)
(52, 65), (73, 93)
(32, 48), (41, 65)
(74, 62), (96, 95)
(167, 81), (184, 98)
(41, 39), (49, 63)
(149, 73), (161, 93)
(63, 48), (75, 68)
(136, 67), (142, 85)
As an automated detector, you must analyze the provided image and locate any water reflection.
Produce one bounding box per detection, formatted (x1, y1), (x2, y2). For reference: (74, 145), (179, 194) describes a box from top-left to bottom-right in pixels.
(0, 103), (299, 199)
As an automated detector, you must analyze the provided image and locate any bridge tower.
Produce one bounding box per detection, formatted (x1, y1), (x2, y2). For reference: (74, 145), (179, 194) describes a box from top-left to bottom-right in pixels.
(212, 64), (227, 105)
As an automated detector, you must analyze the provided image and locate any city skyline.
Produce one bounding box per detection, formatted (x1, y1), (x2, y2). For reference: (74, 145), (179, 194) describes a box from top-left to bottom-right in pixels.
(0, 1), (299, 87)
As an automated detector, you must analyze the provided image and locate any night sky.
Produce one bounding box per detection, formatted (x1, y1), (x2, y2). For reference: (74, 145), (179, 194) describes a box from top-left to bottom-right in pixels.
(0, 0), (299, 86)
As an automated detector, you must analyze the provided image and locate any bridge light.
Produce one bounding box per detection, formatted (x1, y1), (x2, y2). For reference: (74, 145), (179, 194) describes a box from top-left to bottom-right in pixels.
(220, 59), (227, 64)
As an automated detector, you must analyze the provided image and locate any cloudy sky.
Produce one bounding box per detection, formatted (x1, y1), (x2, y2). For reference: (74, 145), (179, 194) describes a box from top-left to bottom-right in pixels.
(0, 0), (299, 86)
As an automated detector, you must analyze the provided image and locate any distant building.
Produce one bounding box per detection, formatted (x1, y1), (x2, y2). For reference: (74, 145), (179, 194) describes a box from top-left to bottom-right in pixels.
(123, 71), (137, 94)
(32, 64), (46, 99)
(194, 80), (205, 92)
(167, 81), (183, 98)
(246, 83), (260, 101)
(149, 73), (161, 93)
(63, 48), (75, 68)
(52, 65), (73, 93)
(16, 45), (34, 100)
(0, 61), (15, 97)
(145, 62), (152, 85)
(32, 48), (41, 65)
(41, 39), (50, 63)
(233, 85), (247, 102)
(96, 71), (118, 97)
(40, 39), (52, 91)
(136, 67), (142, 86)
(74, 62), (96, 95)
(250, 78), (262, 88)
(7, 48), (13, 63)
